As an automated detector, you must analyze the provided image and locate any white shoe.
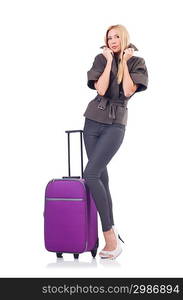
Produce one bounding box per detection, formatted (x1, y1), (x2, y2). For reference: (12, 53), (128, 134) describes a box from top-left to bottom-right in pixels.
(99, 226), (124, 260)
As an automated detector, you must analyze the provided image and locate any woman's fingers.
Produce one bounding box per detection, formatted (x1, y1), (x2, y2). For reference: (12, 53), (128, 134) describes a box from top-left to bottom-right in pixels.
(123, 48), (134, 61)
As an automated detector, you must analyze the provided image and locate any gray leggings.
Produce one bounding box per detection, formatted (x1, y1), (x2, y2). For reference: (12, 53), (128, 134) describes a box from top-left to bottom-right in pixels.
(83, 118), (126, 232)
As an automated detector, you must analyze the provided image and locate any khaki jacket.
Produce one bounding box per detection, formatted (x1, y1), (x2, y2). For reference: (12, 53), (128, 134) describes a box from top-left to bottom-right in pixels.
(83, 52), (148, 125)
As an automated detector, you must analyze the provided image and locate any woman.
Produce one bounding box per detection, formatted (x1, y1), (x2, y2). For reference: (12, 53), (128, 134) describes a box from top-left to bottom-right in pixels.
(83, 24), (148, 259)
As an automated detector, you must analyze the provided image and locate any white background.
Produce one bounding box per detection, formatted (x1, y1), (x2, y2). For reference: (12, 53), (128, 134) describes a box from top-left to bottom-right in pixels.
(0, 0), (183, 277)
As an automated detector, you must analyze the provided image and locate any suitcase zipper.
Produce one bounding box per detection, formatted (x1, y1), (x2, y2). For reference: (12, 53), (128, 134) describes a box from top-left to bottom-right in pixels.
(46, 197), (84, 201)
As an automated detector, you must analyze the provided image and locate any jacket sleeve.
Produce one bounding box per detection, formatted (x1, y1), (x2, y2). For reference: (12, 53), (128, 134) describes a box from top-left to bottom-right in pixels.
(87, 54), (106, 90)
(130, 57), (148, 93)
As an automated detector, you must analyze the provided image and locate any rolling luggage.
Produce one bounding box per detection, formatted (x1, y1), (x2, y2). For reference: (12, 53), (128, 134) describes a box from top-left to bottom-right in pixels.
(44, 130), (99, 259)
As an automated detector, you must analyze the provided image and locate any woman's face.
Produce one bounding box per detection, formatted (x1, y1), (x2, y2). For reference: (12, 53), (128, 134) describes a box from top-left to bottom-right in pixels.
(107, 29), (121, 53)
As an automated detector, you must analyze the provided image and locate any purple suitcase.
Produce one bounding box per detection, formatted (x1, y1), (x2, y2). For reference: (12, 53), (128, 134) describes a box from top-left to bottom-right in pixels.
(44, 130), (99, 259)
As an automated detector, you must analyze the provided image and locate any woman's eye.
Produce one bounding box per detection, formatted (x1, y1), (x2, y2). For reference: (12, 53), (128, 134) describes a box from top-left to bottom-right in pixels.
(108, 35), (119, 40)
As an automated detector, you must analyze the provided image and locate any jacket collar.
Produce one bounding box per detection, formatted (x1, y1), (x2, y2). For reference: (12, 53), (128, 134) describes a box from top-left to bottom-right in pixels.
(111, 42), (138, 76)
(111, 54), (136, 77)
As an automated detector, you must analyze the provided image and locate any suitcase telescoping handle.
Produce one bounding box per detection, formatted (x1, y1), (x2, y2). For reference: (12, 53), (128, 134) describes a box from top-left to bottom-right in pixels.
(62, 130), (84, 179)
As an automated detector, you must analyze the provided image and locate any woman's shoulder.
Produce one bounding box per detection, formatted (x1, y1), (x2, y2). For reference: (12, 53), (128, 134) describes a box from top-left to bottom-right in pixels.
(94, 52), (105, 58)
(127, 55), (147, 71)
(128, 55), (146, 64)
(93, 53), (107, 62)
(90, 53), (107, 68)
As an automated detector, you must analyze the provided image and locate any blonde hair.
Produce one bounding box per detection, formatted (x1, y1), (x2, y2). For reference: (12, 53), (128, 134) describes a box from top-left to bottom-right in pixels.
(104, 24), (130, 84)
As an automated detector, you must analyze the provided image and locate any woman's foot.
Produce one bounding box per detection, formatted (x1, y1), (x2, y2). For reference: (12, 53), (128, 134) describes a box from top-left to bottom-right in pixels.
(99, 226), (122, 259)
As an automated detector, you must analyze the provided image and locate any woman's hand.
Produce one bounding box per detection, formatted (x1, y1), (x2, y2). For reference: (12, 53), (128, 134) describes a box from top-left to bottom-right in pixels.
(102, 47), (113, 62)
(123, 48), (134, 62)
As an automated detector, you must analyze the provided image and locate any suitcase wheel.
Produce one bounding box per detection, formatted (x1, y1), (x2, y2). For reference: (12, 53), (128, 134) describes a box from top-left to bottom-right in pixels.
(91, 238), (99, 258)
(74, 253), (79, 259)
(56, 252), (63, 258)
(91, 249), (97, 258)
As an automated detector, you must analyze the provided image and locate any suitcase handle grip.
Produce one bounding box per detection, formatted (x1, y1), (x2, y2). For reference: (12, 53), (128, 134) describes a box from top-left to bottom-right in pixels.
(65, 130), (84, 178)
(65, 130), (83, 133)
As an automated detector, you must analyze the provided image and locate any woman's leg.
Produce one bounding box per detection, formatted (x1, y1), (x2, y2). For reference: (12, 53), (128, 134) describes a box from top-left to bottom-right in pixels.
(83, 121), (126, 232)
(83, 130), (114, 227)
(100, 168), (114, 227)
(84, 131), (114, 230)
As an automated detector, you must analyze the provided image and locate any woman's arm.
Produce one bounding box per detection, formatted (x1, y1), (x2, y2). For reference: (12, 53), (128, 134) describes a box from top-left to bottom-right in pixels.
(94, 47), (113, 96)
(122, 60), (138, 97)
(94, 60), (112, 95)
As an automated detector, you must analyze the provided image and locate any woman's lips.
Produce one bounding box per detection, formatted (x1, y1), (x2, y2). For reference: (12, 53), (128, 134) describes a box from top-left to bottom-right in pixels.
(112, 46), (118, 49)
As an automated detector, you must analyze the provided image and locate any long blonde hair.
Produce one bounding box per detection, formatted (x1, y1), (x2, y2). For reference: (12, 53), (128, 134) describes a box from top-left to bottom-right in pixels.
(104, 24), (130, 84)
